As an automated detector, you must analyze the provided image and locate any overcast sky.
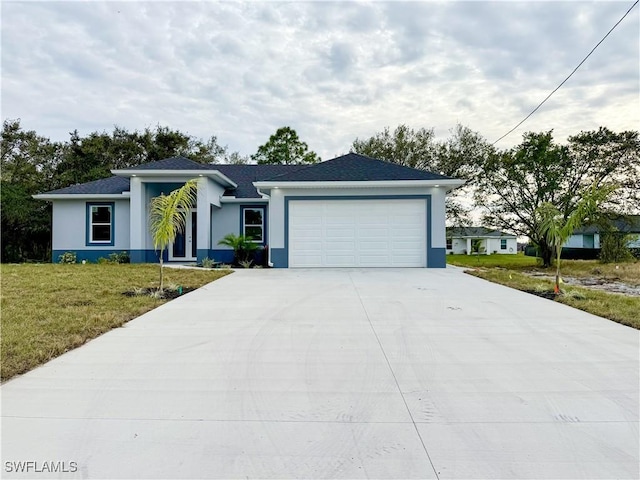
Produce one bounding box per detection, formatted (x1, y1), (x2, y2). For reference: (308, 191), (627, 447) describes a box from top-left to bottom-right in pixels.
(2, 1), (638, 160)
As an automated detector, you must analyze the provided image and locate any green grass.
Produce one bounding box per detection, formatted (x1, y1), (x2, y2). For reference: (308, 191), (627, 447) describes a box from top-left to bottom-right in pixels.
(1, 264), (231, 381)
(448, 254), (640, 329)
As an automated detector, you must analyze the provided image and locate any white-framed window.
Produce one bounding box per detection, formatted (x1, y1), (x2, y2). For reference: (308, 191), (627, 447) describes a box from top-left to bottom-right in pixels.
(87, 203), (114, 245)
(243, 207), (264, 243)
(446, 237), (453, 250)
(500, 238), (507, 250)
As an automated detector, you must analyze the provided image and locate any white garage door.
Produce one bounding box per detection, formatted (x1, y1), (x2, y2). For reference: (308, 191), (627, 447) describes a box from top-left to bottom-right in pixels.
(289, 199), (426, 267)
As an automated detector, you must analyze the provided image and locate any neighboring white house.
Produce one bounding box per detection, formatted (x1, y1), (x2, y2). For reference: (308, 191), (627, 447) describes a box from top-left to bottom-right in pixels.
(34, 153), (465, 268)
(446, 227), (517, 255)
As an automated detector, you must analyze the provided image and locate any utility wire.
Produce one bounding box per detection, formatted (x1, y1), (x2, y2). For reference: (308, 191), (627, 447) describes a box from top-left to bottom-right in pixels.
(492, 0), (639, 145)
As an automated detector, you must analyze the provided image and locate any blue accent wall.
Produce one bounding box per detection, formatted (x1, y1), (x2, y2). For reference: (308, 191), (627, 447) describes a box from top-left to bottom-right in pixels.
(427, 247), (446, 268)
(270, 248), (288, 268)
(53, 249), (132, 263)
(279, 195), (438, 268)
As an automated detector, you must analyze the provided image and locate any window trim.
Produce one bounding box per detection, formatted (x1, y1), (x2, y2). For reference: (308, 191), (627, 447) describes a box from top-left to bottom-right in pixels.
(86, 202), (115, 246)
(241, 206), (266, 244)
(500, 238), (507, 250)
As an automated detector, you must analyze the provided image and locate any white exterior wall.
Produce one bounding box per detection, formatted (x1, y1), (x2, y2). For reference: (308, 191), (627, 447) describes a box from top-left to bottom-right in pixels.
(267, 186), (446, 250)
(52, 199), (130, 251)
(197, 178), (225, 252)
(448, 237), (516, 254)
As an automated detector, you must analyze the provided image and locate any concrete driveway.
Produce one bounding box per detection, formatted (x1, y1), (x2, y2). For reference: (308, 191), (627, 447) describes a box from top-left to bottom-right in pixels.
(2, 268), (638, 479)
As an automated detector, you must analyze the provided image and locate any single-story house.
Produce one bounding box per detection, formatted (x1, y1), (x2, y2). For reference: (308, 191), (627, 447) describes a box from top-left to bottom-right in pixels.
(446, 227), (517, 255)
(34, 153), (464, 267)
(564, 215), (640, 250)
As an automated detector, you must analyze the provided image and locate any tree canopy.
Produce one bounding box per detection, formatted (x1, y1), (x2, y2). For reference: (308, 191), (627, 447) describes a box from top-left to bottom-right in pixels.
(474, 128), (640, 266)
(352, 124), (490, 224)
(251, 127), (320, 165)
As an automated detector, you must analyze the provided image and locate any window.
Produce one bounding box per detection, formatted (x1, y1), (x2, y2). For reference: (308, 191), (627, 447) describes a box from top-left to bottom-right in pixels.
(243, 207), (264, 242)
(87, 203), (114, 245)
(500, 238), (507, 250)
(446, 237), (453, 250)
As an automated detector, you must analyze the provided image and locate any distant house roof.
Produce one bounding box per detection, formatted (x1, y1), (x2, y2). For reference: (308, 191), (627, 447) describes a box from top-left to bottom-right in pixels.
(447, 227), (516, 238)
(263, 153), (453, 182)
(574, 216), (640, 234)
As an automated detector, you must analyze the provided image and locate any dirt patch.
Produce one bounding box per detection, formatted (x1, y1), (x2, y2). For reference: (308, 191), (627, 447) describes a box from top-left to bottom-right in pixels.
(523, 271), (640, 297)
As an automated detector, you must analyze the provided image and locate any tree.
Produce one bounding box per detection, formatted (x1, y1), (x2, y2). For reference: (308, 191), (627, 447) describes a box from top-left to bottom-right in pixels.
(252, 127), (320, 165)
(1, 119), (62, 262)
(536, 184), (615, 293)
(352, 124), (437, 170)
(352, 124), (490, 224)
(148, 180), (198, 291)
(475, 129), (640, 267)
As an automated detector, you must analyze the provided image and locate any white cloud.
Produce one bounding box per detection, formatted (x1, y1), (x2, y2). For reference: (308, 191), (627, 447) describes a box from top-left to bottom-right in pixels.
(2, 1), (638, 159)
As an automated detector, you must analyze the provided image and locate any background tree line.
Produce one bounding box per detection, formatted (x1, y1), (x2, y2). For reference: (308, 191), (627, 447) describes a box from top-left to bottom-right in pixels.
(2, 118), (638, 265)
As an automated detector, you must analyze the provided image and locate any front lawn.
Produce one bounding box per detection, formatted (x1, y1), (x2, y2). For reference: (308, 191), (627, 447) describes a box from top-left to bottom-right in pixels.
(1, 264), (231, 381)
(447, 254), (640, 329)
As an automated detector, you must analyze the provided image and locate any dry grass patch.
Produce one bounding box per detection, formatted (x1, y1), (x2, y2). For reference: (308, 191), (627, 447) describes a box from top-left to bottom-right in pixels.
(465, 269), (640, 330)
(1, 264), (231, 381)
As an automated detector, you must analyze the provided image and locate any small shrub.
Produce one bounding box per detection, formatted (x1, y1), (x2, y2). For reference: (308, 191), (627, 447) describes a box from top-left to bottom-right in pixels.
(58, 252), (77, 264)
(97, 257), (110, 264)
(600, 232), (634, 264)
(201, 257), (215, 268)
(239, 259), (253, 269)
(108, 251), (130, 264)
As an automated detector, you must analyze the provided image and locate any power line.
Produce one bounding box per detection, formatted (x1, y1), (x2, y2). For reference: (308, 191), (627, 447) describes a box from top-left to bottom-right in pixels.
(492, 0), (639, 146)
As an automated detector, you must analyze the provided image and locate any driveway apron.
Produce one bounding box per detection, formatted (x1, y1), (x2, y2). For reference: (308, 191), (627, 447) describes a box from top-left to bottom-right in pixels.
(2, 268), (638, 479)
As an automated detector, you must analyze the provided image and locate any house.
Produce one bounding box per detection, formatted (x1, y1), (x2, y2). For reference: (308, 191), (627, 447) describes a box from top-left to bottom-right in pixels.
(446, 227), (517, 255)
(34, 153), (464, 267)
(564, 216), (640, 251)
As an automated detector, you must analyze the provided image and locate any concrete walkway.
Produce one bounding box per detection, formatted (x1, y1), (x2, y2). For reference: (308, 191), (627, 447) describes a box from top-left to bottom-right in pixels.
(2, 268), (638, 479)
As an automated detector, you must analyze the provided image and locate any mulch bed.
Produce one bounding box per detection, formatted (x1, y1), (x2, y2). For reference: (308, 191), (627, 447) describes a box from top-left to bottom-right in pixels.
(523, 290), (559, 301)
(122, 287), (197, 300)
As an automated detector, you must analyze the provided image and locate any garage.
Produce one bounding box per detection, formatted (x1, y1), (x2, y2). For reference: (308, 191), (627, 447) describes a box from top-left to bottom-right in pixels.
(288, 199), (426, 267)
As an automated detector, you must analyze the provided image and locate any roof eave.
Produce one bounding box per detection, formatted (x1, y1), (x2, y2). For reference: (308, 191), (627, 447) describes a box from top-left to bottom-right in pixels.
(253, 179), (465, 189)
(33, 193), (131, 201)
(111, 169), (237, 188)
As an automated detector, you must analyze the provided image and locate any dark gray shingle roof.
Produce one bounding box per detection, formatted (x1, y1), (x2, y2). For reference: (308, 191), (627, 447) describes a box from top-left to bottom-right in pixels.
(116, 156), (214, 171)
(574, 216), (640, 234)
(447, 227), (515, 238)
(263, 153), (453, 182)
(41, 176), (130, 195)
(213, 164), (304, 198)
(37, 153), (456, 198)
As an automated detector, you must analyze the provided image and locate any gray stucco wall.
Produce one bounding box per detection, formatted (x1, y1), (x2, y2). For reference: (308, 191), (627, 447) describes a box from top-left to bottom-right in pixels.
(211, 204), (240, 250)
(52, 199), (130, 251)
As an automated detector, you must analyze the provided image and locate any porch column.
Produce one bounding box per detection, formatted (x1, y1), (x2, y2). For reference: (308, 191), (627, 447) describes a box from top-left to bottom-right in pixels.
(129, 177), (146, 262)
(466, 237), (471, 255)
(196, 178), (212, 263)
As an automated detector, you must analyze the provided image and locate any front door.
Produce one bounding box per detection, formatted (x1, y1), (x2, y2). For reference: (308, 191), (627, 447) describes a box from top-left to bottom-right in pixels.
(169, 210), (197, 261)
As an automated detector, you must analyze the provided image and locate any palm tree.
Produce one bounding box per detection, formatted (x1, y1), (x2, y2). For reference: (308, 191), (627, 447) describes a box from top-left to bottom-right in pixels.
(149, 179), (198, 291)
(536, 184), (615, 294)
(217, 233), (260, 266)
